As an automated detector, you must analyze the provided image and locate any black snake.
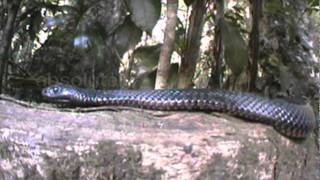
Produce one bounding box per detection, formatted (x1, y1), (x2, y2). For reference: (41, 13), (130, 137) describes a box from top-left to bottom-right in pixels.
(42, 84), (316, 139)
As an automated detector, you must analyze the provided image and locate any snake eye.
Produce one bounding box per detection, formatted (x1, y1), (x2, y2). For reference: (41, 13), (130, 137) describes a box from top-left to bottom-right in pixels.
(52, 87), (59, 93)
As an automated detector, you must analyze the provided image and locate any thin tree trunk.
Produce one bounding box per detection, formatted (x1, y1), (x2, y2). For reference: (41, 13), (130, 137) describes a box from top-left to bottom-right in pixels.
(0, 0), (21, 94)
(248, 0), (262, 92)
(208, 0), (224, 89)
(155, 0), (178, 89)
(177, 0), (206, 88)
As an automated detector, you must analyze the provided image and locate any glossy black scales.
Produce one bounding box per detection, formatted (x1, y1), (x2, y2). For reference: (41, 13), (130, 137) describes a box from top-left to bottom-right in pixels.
(42, 84), (316, 139)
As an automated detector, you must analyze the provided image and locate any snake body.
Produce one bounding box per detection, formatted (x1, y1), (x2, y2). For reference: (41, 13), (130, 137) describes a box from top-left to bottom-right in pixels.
(42, 84), (316, 138)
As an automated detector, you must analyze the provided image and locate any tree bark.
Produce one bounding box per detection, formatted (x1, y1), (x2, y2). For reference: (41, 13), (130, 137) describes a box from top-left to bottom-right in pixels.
(155, 0), (178, 89)
(208, 0), (224, 89)
(177, 0), (206, 89)
(0, 0), (21, 94)
(0, 96), (319, 179)
(248, 0), (262, 92)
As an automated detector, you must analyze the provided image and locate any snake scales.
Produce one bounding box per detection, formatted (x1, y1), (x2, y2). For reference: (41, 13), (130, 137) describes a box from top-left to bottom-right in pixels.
(42, 84), (316, 139)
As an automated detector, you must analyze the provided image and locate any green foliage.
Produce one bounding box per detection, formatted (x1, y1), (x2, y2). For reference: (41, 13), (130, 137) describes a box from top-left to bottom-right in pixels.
(184, 0), (197, 6)
(133, 63), (179, 89)
(308, 0), (320, 7)
(112, 17), (143, 57)
(265, 0), (286, 13)
(133, 44), (162, 73)
(28, 10), (42, 40)
(220, 19), (248, 76)
(308, 0), (320, 37)
(4, 0), (163, 90)
(11, 0), (64, 63)
(127, 0), (161, 34)
(80, 0), (127, 35)
(131, 44), (161, 89)
(224, 3), (248, 35)
(174, 18), (187, 56)
(259, 0), (319, 97)
(131, 44), (181, 89)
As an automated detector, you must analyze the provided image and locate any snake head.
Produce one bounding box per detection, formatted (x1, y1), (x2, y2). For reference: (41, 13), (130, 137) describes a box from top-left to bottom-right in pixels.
(42, 83), (78, 103)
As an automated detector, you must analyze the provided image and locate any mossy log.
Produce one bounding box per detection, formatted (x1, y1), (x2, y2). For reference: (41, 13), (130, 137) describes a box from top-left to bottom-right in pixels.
(0, 96), (319, 179)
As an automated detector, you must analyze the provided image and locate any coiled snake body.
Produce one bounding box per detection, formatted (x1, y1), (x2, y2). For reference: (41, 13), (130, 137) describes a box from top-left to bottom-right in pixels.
(42, 84), (316, 139)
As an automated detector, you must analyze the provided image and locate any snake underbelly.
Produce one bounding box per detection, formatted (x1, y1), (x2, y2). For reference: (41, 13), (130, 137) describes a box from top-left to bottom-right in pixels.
(42, 85), (316, 139)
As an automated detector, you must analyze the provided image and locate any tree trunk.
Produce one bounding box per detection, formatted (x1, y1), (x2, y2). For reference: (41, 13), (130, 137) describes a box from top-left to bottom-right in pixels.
(177, 0), (206, 89)
(155, 0), (178, 89)
(0, 0), (21, 94)
(208, 0), (224, 89)
(248, 0), (262, 92)
(0, 96), (319, 179)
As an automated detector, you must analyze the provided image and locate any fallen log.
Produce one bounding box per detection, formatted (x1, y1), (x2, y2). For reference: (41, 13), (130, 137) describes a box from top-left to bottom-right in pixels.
(0, 97), (319, 179)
